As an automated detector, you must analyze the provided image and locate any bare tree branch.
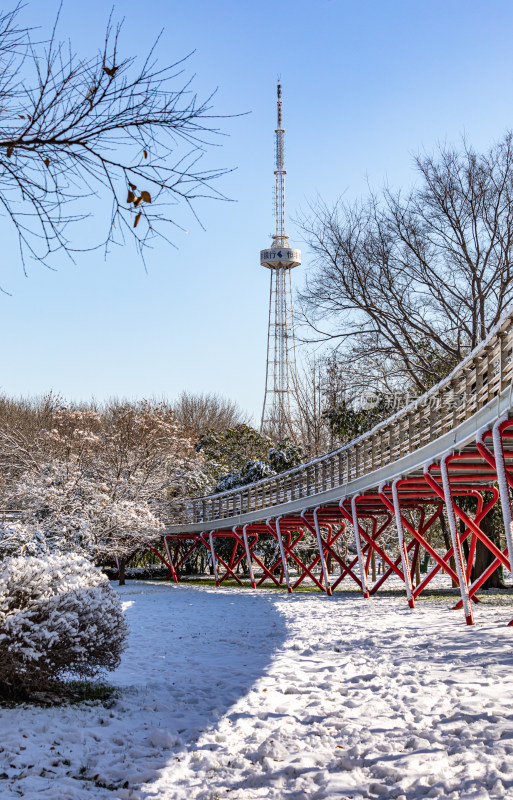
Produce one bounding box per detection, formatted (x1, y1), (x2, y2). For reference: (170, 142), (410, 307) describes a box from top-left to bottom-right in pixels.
(0, 5), (235, 273)
(298, 133), (513, 394)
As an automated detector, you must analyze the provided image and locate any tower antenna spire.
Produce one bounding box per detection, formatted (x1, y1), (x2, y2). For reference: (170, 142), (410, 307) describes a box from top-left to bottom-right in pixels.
(260, 81), (301, 440)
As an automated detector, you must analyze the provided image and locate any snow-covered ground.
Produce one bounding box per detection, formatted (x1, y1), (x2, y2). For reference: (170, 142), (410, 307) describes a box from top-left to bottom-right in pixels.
(1, 581), (513, 799)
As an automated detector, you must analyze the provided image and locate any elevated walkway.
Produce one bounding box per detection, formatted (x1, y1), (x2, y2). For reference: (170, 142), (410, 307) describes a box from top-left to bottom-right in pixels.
(154, 309), (513, 625)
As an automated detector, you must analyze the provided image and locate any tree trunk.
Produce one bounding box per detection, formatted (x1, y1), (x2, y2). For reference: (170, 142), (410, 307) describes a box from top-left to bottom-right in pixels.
(473, 511), (505, 589)
(118, 557), (126, 586)
(371, 550), (376, 582)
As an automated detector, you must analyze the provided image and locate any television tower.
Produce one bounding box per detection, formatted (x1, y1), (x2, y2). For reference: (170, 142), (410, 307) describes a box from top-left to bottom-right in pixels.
(260, 80), (301, 440)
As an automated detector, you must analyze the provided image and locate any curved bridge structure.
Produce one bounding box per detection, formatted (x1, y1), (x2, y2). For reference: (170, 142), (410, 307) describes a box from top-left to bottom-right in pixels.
(156, 309), (513, 626)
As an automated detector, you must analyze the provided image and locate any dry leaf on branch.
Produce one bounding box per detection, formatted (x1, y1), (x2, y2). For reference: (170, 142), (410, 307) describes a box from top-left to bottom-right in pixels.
(134, 212), (142, 228)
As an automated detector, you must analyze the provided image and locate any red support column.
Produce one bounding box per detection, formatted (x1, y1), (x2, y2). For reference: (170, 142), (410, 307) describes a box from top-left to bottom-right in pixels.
(207, 531), (219, 586)
(162, 536), (179, 583)
(438, 456), (474, 625)
(350, 495), (370, 599)
(390, 478), (415, 609)
(146, 542), (176, 580)
(267, 517), (292, 592)
(241, 524), (257, 589)
(477, 419), (513, 574)
(313, 506), (333, 596)
(301, 510), (355, 590)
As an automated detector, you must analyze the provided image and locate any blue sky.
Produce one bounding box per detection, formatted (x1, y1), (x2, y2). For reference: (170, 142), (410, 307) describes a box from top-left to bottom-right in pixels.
(2, 0), (513, 421)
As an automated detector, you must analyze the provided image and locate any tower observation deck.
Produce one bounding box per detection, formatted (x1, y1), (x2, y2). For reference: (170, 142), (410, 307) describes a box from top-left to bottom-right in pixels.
(260, 81), (301, 439)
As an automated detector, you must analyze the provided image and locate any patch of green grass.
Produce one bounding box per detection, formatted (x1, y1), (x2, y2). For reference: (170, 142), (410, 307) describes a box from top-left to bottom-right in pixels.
(163, 577), (513, 605)
(178, 577), (324, 592)
(62, 680), (117, 704)
(0, 680), (117, 708)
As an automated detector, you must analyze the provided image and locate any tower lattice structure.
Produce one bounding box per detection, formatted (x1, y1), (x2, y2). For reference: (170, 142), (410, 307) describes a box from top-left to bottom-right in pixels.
(260, 81), (301, 440)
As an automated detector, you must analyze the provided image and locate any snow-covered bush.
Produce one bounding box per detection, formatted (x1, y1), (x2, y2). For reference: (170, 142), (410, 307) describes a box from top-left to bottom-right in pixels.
(0, 520), (48, 559)
(214, 459), (275, 493)
(268, 439), (303, 473)
(0, 554), (127, 697)
(0, 401), (207, 561)
(200, 426), (303, 493)
(5, 460), (165, 561)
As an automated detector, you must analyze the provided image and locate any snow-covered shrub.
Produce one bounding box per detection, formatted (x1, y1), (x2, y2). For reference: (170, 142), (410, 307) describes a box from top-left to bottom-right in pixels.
(0, 554), (127, 697)
(268, 439), (303, 473)
(0, 520), (48, 559)
(0, 401), (207, 560)
(203, 429), (303, 493)
(214, 459), (275, 493)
